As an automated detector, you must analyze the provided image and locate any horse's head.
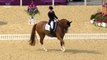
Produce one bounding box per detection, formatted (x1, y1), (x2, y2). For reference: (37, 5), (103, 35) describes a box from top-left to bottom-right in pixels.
(67, 20), (72, 27)
(58, 19), (72, 33)
(58, 19), (72, 27)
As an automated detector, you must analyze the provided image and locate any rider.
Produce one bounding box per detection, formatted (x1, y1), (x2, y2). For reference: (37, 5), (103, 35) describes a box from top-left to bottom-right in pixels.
(48, 6), (58, 34)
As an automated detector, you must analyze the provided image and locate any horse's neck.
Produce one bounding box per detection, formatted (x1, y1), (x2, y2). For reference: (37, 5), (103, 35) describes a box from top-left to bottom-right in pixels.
(58, 21), (64, 28)
(57, 21), (65, 32)
(57, 20), (69, 33)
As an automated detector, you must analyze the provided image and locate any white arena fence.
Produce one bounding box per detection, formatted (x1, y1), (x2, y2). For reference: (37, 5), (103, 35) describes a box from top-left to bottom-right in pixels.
(0, 33), (107, 40)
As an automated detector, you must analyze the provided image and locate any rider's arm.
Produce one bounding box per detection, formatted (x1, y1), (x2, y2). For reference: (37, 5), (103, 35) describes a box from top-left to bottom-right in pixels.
(53, 11), (58, 19)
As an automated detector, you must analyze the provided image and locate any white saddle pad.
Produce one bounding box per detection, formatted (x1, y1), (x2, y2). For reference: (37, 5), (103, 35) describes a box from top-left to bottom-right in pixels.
(45, 21), (56, 31)
(45, 24), (50, 31)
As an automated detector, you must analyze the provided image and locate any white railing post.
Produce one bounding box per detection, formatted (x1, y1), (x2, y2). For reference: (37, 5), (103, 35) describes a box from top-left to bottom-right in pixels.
(20, 0), (22, 6)
(52, 0), (54, 7)
(84, 0), (87, 6)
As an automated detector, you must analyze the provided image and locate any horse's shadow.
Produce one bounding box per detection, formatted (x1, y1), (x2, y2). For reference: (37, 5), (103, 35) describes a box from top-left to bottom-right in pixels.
(37, 48), (101, 54)
(0, 21), (7, 25)
(65, 49), (101, 54)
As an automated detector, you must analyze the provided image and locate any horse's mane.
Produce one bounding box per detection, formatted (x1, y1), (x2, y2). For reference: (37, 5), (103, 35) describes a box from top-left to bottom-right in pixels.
(58, 19), (70, 33)
(58, 19), (68, 27)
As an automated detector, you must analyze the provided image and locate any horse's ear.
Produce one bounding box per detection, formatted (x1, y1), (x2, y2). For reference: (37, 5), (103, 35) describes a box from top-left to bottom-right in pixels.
(69, 21), (72, 23)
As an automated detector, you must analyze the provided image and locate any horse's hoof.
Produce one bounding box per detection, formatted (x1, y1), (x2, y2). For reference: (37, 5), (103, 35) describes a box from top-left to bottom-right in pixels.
(41, 45), (48, 52)
(62, 49), (66, 52)
(61, 48), (66, 52)
(44, 49), (48, 52)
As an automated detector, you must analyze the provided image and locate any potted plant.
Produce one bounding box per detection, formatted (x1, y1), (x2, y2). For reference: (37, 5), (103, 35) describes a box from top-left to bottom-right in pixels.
(102, 20), (107, 27)
(27, 0), (39, 25)
(99, 15), (107, 27)
(90, 14), (96, 24)
(90, 12), (107, 28)
(93, 14), (102, 26)
(90, 12), (102, 24)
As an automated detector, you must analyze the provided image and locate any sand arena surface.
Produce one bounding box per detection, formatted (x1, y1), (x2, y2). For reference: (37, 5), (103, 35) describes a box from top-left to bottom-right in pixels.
(0, 40), (106, 60)
(0, 6), (107, 60)
(0, 6), (107, 34)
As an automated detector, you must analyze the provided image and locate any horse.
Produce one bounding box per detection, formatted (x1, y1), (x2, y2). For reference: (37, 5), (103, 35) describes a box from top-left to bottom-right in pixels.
(29, 19), (72, 52)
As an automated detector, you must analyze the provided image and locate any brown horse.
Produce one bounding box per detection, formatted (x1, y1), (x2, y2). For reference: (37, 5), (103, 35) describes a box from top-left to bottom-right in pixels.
(29, 19), (72, 52)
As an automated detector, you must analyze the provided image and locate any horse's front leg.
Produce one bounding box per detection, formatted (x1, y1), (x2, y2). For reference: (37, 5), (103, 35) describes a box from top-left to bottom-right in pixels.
(60, 40), (65, 52)
(41, 44), (47, 52)
(57, 35), (66, 52)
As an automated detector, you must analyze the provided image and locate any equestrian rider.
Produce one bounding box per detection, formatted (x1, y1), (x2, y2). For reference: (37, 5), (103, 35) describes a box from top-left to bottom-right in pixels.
(48, 6), (58, 33)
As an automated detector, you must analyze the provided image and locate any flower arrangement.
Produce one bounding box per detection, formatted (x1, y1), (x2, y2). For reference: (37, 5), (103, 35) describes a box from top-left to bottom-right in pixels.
(27, 2), (39, 17)
(26, 1), (40, 25)
(103, 3), (107, 8)
(90, 12), (107, 27)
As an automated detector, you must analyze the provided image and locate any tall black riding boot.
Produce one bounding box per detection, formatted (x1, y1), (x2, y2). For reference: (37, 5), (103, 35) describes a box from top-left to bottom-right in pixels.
(50, 28), (53, 34)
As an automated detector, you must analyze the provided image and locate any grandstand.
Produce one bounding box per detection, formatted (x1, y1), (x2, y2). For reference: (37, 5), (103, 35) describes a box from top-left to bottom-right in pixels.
(0, 0), (106, 6)
(0, 0), (68, 5)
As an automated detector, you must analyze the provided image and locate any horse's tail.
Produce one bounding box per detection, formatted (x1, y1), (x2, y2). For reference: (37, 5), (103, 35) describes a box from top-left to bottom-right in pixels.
(29, 24), (37, 46)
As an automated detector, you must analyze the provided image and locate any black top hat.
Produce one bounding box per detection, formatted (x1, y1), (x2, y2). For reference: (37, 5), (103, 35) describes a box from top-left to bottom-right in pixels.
(49, 6), (53, 10)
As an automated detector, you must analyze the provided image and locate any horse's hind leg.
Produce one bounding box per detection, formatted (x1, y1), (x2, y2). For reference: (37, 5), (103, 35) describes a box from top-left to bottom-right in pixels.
(39, 33), (47, 51)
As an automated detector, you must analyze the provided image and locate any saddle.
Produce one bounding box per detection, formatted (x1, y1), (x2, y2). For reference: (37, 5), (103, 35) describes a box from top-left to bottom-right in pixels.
(45, 21), (57, 31)
(45, 21), (57, 37)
